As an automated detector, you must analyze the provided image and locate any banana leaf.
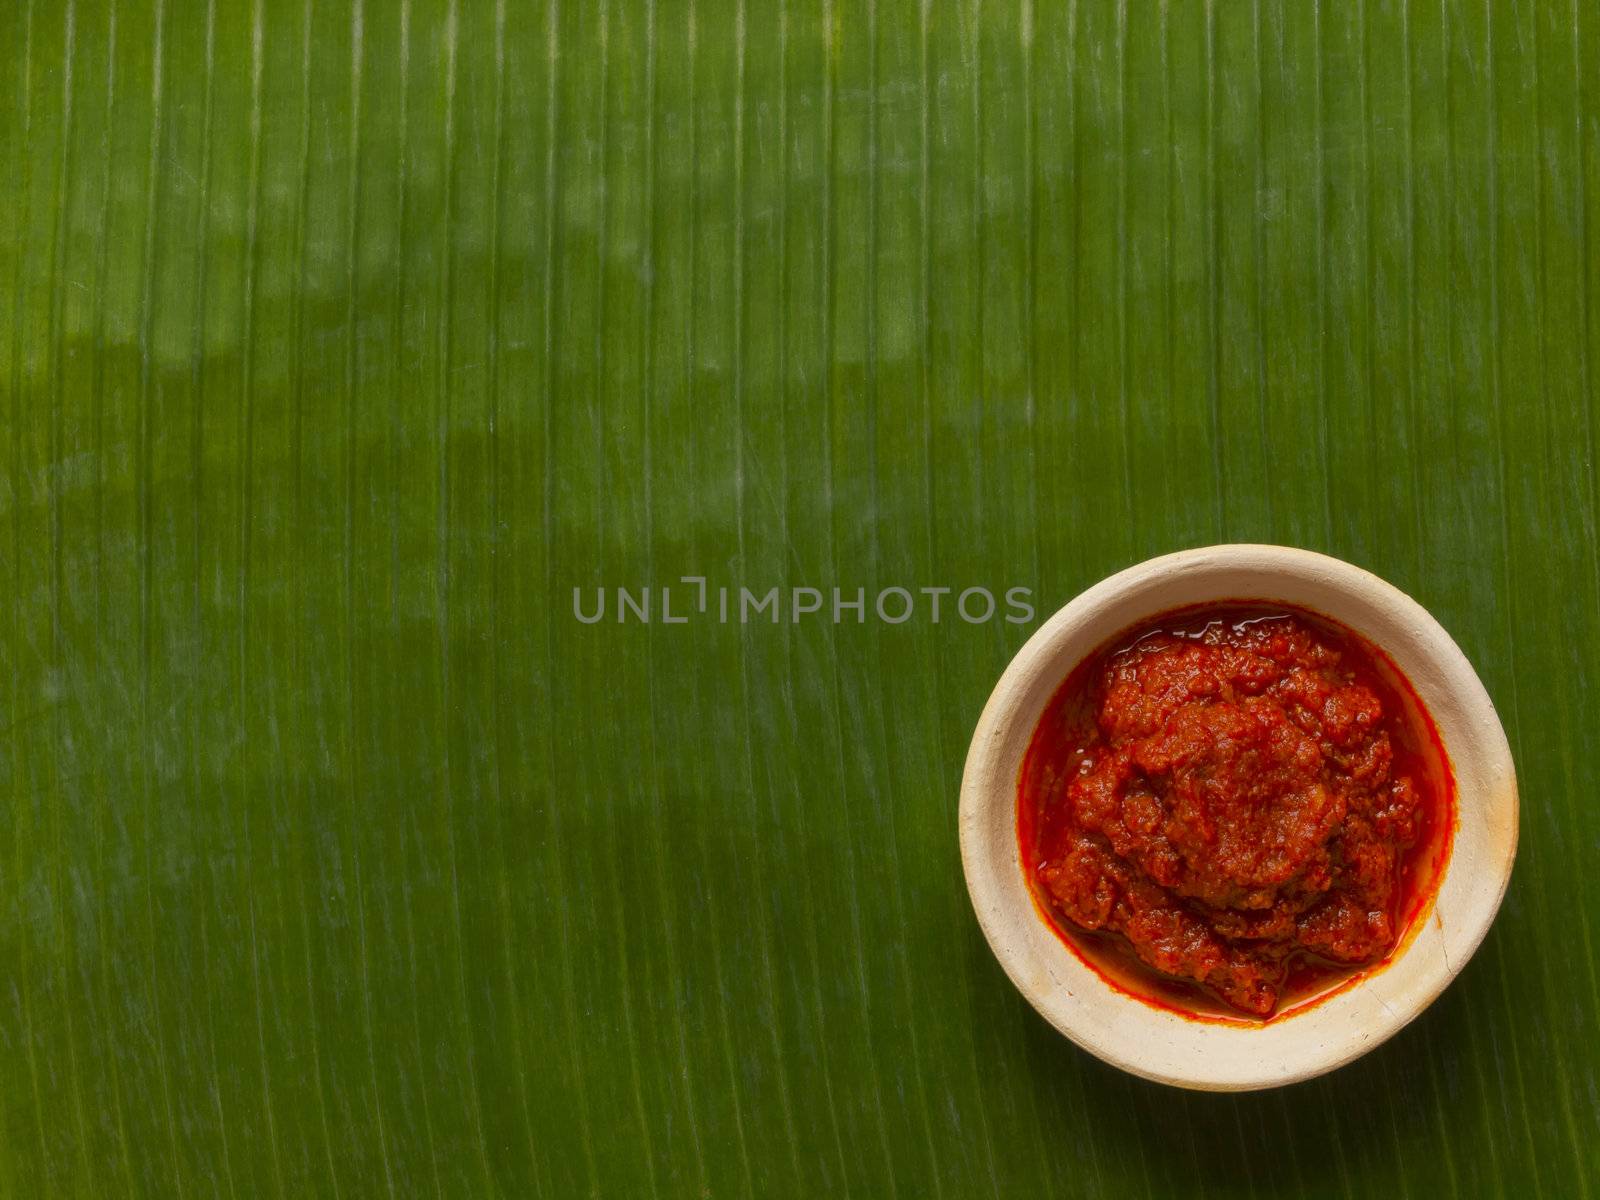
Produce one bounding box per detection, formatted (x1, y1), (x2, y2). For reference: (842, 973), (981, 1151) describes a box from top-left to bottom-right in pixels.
(3, 0), (1597, 1194)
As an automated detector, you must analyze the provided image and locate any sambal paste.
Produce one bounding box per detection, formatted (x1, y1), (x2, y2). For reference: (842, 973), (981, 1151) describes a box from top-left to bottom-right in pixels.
(1018, 603), (1454, 1020)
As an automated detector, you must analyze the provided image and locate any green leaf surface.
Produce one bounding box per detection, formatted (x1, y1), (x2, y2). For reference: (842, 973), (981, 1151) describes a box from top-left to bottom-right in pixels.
(3, 0), (1598, 1195)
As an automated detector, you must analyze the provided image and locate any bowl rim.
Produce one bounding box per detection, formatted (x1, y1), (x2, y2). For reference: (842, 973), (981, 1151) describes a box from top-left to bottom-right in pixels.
(959, 543), (1519, 1091)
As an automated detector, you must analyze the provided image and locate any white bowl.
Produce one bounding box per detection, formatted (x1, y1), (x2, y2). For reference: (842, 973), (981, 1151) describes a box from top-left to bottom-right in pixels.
(960, 544), (1518, 1091)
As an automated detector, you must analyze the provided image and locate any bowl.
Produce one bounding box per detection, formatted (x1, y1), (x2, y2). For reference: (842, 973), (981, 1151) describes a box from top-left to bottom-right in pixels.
(959, 544), (1518, 1091)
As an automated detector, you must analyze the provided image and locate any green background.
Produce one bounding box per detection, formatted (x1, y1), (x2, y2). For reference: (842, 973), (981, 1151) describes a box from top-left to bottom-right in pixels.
(4, 0), (1598, 1195)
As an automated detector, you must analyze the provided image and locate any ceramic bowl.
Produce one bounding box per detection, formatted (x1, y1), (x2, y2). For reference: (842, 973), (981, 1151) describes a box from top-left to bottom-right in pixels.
(960, 544), (1518, 1091)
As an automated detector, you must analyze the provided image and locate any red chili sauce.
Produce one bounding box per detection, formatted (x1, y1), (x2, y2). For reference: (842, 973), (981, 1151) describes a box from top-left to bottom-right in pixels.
(1018, 603), (1454, 1020)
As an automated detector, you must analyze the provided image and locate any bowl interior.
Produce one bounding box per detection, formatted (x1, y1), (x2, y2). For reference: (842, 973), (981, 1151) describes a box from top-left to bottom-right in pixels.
(960, 545), (1517, 1091)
